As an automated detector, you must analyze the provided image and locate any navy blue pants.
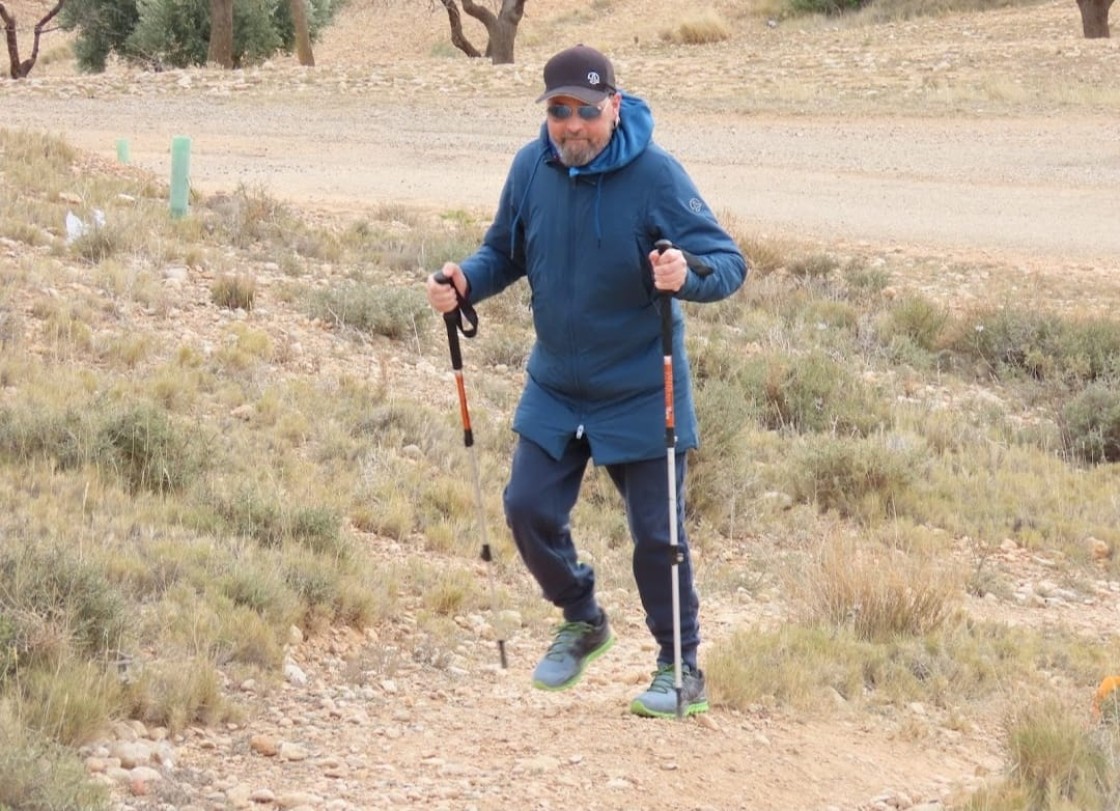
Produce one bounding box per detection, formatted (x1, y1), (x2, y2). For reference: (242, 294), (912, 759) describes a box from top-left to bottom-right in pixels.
(503, 436), (700, 669)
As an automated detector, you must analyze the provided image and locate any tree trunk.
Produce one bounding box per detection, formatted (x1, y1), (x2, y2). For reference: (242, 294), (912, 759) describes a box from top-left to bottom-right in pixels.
(446, 0), (526, 64)
(207, 0), (234, 68)
(290, 0), (314, 66)
(1, 0), (64, 80)
(487, 15), (518, 64)
(1077, 0), (1113, 38)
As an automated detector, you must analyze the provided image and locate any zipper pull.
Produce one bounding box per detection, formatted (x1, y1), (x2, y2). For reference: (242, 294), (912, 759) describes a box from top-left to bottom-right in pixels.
(575, 424), (585, 440)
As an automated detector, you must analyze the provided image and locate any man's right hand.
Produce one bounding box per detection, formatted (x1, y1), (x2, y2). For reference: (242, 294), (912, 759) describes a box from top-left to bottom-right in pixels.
(426, 262), (470, 314)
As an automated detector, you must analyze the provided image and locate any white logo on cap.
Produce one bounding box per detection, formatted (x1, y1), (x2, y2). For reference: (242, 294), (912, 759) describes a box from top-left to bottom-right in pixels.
(587, 70), (601, 86)
(689, 198), (703, 213)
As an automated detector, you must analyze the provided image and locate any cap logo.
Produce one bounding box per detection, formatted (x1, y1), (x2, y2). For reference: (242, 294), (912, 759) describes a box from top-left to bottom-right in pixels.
(587, 70), (601, 86)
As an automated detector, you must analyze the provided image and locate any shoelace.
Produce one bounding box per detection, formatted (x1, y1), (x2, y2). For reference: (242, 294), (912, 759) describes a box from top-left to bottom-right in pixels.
(545, 621), (593, 660)
(646, 665), (676, 694)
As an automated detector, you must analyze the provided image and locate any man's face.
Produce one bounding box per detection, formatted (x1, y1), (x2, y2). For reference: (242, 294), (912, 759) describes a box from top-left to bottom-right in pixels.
(545, 94), (620, 168)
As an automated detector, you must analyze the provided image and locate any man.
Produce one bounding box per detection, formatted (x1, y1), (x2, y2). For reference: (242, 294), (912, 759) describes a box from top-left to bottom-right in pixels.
(426, 44), (747, 718)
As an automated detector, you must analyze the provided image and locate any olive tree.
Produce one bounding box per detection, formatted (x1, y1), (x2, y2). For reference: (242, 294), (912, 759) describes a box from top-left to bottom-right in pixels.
(60, 0), (331, 72)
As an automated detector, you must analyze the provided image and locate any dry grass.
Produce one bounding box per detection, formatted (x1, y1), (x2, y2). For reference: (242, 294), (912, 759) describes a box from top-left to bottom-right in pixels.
(2, 1), (1120, 799)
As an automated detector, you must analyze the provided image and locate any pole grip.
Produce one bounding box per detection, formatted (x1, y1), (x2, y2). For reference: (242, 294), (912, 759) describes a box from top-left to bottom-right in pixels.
(434, 270), (478, 341)
(443, 314), (463, 372)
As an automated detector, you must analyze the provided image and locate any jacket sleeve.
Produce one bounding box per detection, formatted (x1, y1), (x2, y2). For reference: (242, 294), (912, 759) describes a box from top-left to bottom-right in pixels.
(647, 152), (749, 303)
(458, 151), (533, 304)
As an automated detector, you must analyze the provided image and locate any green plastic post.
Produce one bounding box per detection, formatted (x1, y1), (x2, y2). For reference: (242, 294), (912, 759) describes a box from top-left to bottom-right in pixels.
(116, 138), (130, 164)
(169, 135), (191, 219)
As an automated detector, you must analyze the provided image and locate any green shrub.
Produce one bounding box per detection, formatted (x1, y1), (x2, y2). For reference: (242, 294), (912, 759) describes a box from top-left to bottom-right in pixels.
(122, 657), (228, 733)
(63, 0), (338, 72)
(308, 283), (429, 340)
(786, 434), (920, 520)
(789, 0), (871, 15)
(879, 294), (949, 352)
(0, 714), (109, 810)
(787, 252), (840, 281)
(1005, 698), (1114, 809)
(689, 377), (756, 529)
(948, 307), (1120, 385)
(98, 404), (203, 494)
(842, 262), (891, 299)
(1063, 384), (1120, 464)
(740, 350), (886, 435)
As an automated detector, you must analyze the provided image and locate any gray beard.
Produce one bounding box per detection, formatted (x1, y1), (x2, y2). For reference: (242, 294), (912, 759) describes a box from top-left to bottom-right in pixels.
(554, 138), (608, 168)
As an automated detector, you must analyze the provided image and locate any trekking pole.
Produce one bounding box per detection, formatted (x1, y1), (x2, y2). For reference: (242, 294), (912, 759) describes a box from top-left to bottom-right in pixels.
(433, 271), (508, 669)
(653, 239), (712, 718)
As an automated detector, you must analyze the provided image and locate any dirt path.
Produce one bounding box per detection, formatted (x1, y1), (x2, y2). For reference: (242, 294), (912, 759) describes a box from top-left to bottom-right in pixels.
(6, 2), (1120, 809)
(6, 90), (1119, 267)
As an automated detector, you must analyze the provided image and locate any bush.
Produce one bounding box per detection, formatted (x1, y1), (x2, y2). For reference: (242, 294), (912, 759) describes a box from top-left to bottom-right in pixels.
(0, 714), (109, 810)
(1005, 698), (1114, 809)
(98, 404), (203, 494)
(663, 11), (732, 44)
(947, 306), (1120, 385)
(1063, 384), (1120, 464)
(789, 0), (871, 15)
(879, 294), (949, 352)
(786, 434), (920, 520)
(62, 0), (338, 72)
(211, 273), (257, 311)
(740, 350), (887, 436)
(0, 546), (128, 677)
(799, 539), (958, 641)
(308, 283), (429, 341)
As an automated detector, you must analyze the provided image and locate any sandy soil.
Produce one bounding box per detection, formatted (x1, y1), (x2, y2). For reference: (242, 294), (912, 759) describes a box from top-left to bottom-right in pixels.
(4, 1), (1120, 809)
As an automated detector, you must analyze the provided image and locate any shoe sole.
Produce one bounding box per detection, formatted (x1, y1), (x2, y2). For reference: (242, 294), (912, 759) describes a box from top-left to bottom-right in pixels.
(531, 633), (616, 692)
(629, 697), (710, 719)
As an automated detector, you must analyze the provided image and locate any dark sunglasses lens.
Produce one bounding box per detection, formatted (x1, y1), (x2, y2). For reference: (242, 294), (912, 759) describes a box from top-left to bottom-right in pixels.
(547, 104), (603, 121)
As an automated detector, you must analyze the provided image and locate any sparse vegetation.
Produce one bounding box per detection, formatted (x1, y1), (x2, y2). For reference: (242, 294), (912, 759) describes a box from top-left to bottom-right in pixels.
(1, 0), (1119, 803)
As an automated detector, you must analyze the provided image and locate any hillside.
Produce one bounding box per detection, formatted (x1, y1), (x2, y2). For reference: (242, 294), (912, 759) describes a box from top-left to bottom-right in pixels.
(2, 1), (1120, 810)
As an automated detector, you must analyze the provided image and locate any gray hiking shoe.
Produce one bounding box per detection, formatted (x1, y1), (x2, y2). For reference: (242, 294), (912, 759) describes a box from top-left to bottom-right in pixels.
(531, 612), (614, 691)
(630, 663), (709, 718)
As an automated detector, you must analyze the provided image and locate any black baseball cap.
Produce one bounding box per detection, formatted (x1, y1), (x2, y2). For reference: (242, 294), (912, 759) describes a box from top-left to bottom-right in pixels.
(536, 44), (616, 104)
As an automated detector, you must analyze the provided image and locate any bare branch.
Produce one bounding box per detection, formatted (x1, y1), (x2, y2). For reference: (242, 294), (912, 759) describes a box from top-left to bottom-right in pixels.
(459, 0), (497, 28)
(438, 0), (482, 58)
(1, 0), (64, 79)
(25, 0), (65, 76)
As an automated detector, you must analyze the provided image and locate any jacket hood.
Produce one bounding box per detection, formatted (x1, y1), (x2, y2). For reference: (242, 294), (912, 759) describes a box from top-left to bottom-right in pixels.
(537, 93), (654, 176)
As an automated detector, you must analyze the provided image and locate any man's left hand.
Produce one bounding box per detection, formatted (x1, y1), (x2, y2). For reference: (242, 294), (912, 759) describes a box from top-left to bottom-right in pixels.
(649, 247), (687, 293)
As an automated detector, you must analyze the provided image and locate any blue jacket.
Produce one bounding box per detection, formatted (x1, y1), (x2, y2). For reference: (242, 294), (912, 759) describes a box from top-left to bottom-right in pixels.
(460, 94), (748, 465)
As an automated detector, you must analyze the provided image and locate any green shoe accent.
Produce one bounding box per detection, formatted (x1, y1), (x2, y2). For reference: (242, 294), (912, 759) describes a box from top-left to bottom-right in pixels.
(629, 664), (709, 718)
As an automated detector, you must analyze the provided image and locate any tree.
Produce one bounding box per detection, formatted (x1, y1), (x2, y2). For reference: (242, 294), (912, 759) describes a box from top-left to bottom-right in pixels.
(290, 0), (312, 66)
(62, 0), (333, 73)
(1077, 0), (1114, 37)
(1, 0), (65, 78)
(437, 0), (526, 64)
(207, 0), (233, 67)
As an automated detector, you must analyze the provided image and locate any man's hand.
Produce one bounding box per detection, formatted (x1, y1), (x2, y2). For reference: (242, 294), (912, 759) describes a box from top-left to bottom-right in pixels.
(426, 262), (470, 313)
(649, 247), (687, 293)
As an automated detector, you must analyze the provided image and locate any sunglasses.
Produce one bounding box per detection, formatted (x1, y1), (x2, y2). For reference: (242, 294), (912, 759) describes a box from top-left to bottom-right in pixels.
(546, 103), (606, 121)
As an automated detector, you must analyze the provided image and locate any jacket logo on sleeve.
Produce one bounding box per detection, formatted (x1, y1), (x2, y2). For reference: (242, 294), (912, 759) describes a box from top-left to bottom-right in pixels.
(688, 198), (703, 213)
